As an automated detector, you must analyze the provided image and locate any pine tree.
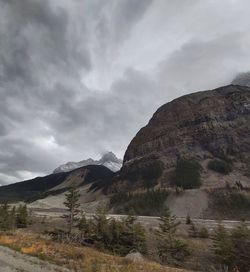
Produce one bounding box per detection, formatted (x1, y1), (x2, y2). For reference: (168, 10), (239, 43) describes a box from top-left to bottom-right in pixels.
(0, 203), (10, 230)
(156, 208), (180, 240)
(155, 208), (190, 265)
(63, 186), (80, 234)
(16, 204), (28, 228)
(78, 213), (93, 237)
(9, 206), (16, 230)
(92, 205), (111, 247)
(212, 224), (234, 266)
(213, 223), (250, 271)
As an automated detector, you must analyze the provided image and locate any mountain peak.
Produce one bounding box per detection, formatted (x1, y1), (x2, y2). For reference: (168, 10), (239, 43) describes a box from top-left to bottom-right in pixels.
(53, 152), (122, 174)
(100, 152), (121, 163)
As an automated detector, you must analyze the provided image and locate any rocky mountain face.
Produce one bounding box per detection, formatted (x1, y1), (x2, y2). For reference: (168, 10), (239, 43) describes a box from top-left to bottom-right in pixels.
(53, 152), (122, 173)
(121, 85), (250, 188)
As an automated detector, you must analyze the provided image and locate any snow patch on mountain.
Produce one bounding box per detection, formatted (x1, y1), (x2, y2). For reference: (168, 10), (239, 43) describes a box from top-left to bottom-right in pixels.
(53, 152), (122, 173)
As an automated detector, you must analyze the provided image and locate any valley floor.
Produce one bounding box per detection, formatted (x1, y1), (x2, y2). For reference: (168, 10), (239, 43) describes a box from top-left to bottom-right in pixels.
(0, 245), (69, 272)
(0, 231), (190, 272)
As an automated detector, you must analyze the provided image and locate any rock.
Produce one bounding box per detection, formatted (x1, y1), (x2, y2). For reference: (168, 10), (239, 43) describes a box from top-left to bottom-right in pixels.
(125, 251), (145, 263)
(121, 85), (250, 187)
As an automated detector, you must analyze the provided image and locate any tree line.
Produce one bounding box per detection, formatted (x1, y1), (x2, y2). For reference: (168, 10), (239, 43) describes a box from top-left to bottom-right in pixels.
(0, 203), (28, 230)
(63, 186), (250, 270)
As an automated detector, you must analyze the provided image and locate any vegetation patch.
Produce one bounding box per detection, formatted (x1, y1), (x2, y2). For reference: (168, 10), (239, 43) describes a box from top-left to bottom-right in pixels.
(110, 190), (168, 216)
(0, 232), (179, 272)
(211, 190), (250, 219)
(170, 159), (202, 189)
(121, 156), (164, 188)
(208, 159), (232, 174)
(155, 208), (190, 265)
(213, 223), (250, 272)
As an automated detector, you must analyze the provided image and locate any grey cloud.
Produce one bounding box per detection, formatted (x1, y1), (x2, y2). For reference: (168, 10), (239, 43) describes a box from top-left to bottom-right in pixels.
(232, 72), (250, 87)
(1, 0), (250, 185)
(158, 33), (250, 93)
(112, 0), (153, 42)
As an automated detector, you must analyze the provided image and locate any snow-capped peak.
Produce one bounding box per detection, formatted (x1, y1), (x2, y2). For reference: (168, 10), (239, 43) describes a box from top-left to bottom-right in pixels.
(53, 152), (122, 173)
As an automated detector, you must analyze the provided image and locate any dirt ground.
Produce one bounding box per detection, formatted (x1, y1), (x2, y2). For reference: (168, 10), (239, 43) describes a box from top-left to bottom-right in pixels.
(0, 245), (69, 272)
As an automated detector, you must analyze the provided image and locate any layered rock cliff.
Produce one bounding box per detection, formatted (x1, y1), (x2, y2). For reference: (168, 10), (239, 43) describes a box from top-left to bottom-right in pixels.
(121, 85), (250, 188)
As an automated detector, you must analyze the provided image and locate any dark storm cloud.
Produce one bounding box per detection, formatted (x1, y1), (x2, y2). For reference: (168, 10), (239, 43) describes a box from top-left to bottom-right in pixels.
(1, 0), (250, 185)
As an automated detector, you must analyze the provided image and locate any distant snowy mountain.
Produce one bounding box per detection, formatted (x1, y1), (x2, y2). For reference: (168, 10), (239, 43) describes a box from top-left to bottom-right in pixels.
(53, 152), (122, 173)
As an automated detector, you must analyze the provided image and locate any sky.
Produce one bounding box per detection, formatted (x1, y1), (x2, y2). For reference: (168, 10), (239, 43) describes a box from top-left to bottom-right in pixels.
(1, 0), (250, 185)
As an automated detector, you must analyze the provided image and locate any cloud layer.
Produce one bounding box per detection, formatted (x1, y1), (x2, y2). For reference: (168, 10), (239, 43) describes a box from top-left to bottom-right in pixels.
(1, 0), (250, 184)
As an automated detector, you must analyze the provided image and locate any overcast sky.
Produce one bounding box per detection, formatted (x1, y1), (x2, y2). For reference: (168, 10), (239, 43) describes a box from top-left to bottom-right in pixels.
(1, 0), (250, 185)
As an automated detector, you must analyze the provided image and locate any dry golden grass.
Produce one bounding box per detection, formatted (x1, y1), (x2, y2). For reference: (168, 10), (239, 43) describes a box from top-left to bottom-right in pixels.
(0, 231), (191, 272)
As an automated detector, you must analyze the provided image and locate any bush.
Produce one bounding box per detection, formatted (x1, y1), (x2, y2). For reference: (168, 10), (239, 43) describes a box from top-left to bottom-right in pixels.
(208, 159), (232, 174)
(171, 159), (202, 189)
(110, 190), (168, 216)
(186, 214), (191, 225)
(198, 226), (209, 238)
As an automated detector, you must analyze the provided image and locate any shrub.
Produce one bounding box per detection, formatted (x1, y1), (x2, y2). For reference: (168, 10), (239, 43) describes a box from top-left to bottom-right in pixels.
(110, 190), (168, 216)
(186, 214), (191, 225)
(198, 226), (209, 238)
(171, 159), (202, 189)
(208, 159), (232, 174)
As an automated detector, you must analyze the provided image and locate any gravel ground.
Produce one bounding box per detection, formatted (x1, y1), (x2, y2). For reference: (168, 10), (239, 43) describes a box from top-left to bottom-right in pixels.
(0, 245), (70, 272)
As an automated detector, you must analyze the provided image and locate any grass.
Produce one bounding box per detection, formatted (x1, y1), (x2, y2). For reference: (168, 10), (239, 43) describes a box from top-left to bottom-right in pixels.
(0, 231), (189, 272)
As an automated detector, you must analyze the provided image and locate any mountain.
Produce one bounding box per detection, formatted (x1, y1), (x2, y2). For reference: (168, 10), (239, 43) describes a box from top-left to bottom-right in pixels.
(232, 72), (250, 87)
(0, 165), (115, 203)
(2, 84), (250, 219)
(53, 152), (122, 173)
(120, 85), (250, 190)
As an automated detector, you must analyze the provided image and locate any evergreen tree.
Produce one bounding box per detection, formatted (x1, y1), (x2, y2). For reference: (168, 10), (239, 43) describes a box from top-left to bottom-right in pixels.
(63, 186), (80, 233)
(9, 206), (16, 230)
(92, 205), (111, 247)
(78, 213), (94, 237)
(213, 223), (250, 272)
(16, 204), (28, 228)
(230, 223), (250, 271)
(0, 203), (10, 230)
(155, 208), (190, 265)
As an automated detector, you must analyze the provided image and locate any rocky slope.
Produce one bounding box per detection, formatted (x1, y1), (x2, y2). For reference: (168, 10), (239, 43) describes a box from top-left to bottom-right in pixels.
(53, 152), (122, 173)
(0, 165), (114, 203)
(121, 85), (250, 188)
